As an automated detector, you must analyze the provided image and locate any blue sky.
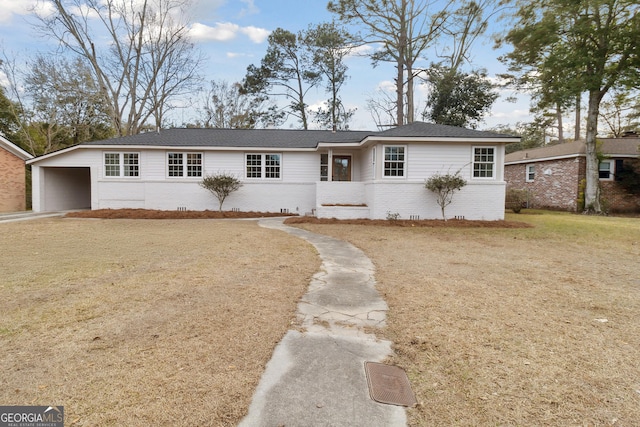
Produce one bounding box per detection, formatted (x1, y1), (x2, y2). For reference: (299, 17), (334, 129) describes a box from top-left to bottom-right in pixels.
(0, 0), (533, 130)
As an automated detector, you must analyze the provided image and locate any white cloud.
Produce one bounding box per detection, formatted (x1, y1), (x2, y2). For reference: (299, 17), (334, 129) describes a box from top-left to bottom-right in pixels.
(0, 0), (38, 23)
(348, 44), (373, 57)
(308, 100), (328, 112)
(491, 109), (531, 119)
(0, 70), (9, 88)
(189, 22), (240, 42)
(240, 26), (270, 43)
(189, 22), (269, 44)
(376, 80), (396, 93)
(226, 52), (251, 58)
(68, 3), (102, 20)
(239, 0), (259, 17)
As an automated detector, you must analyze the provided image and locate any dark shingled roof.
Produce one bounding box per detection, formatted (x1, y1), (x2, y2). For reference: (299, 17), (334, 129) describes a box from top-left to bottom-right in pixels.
(83, 128), (375, 149)
(81, 122), (517, 149)
(377, 121), (518, 139)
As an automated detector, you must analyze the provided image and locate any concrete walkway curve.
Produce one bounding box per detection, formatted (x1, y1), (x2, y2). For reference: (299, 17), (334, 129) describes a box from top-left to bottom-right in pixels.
(239, 218), (406, 427)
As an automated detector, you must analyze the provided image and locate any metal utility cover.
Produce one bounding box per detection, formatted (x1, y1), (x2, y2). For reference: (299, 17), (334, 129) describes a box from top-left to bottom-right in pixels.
(364, 362), (417, 407)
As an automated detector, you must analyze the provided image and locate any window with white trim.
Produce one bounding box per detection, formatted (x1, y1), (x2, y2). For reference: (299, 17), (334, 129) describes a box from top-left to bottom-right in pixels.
(384, 145), (405, 177)
(526, 164), (535, 182)
(320, 154), (328, 181)
(246, 153), (281, 179)
(473, 147), (495, 178)
(167, 152), (202, 177)
(104, 152), (139, 177)
(599, 160), (613, 180)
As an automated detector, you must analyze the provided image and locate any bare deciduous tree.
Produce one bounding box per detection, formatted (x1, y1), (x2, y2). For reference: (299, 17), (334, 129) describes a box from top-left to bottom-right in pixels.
(329, 0), (453, 125)
(198, 80), (283, 129)
(35, 0), (203, 136)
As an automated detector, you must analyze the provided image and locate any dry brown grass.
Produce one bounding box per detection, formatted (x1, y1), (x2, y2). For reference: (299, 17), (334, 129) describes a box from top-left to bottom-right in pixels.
(292, 211), (640, 426)
(3, 211), (639, 426)
(0, 218), (319, 426)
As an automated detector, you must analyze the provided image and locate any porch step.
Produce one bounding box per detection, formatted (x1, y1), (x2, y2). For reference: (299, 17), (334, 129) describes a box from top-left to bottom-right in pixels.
(316, 205), (370, 220)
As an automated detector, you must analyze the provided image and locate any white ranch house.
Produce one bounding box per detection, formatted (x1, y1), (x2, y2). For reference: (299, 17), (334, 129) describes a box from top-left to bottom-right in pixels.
(27, 122), (519, 220)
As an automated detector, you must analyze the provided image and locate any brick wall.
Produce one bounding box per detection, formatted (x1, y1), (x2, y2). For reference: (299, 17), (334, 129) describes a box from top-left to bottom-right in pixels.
(600, 159), (640, 213)
(506, 157), (640, 213)
(0, 148), (27, 212)
(505, 158), (582, 211)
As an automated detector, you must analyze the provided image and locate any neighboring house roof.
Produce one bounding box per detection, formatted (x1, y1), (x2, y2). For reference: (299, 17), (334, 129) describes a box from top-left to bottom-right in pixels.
(0, 135), (33, 161)
(27, 122), (520, 165)
(505, 137), (640, 165)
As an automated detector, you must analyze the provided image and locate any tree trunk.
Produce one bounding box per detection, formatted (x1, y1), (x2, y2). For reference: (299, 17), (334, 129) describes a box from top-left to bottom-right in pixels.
(556, 102), (564, 143)
(396, 3), (407, 126)
(296, 68), (309, 129)
(574, 93), (581, 140)
(396, 45), (405, 126)
(406, 61), (414, 124)
(584, 90), (604, 214)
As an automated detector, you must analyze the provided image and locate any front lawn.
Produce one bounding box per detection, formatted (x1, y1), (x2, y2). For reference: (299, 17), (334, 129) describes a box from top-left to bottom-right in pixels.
(295, 211), (640, 426)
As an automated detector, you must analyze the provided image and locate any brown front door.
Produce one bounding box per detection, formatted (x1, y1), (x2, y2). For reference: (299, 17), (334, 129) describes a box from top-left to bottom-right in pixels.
(332, 155), (352, 181)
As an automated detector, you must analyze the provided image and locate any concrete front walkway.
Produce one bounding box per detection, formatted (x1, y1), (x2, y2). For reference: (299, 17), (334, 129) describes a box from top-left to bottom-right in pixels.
(239, 218), (406, 426)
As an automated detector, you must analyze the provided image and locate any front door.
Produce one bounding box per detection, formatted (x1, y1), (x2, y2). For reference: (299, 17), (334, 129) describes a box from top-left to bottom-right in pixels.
(332, 155), (352, 181)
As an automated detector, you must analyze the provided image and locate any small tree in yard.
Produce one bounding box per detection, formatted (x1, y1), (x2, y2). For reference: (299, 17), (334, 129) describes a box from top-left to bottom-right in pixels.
(200, 173), (243, 212)
(425, 171), (467, 220)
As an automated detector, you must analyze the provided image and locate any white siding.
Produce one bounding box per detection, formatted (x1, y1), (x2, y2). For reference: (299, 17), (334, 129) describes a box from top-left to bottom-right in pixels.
(406, 143), (470, 180)
(204, 151), (245, 177)
(364, 181), (505, 221)
(366, 147), (376, 181)
(30, 142), (507, 220)
(281, 152), (320, 181)
(370, 142), (505, 183)
(140, 150), (169, 180)
(35, 148), (97, 167)
(356, 148), (374, 182)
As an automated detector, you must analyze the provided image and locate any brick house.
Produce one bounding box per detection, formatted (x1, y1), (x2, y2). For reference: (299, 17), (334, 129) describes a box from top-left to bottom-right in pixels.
(0, 135), (33, 212)
(504, 136), (640, 213)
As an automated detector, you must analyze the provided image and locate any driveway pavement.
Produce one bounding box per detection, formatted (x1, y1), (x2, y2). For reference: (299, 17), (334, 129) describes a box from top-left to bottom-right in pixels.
(239, 218), (406, 426)
(0, 211), (66, 223)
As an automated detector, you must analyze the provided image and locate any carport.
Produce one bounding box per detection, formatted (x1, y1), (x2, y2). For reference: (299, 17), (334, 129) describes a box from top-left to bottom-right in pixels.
(37, 167), (91, 211)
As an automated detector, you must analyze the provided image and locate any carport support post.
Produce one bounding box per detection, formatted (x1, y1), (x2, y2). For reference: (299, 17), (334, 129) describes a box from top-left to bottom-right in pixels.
(31, 165), (42, 212)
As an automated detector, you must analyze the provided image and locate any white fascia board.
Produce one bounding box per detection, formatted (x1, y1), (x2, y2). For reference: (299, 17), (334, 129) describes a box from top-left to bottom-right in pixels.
(0, 135), (33, 160)
(27, 144), (316, 164)
(505, 150), (639, 166)
(361, 136), (520, 145)
(113, 145), (317, 152)
(26, 144), (81, 164)
(505, 153), (581, 165)
(317, 142), (364, 149)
